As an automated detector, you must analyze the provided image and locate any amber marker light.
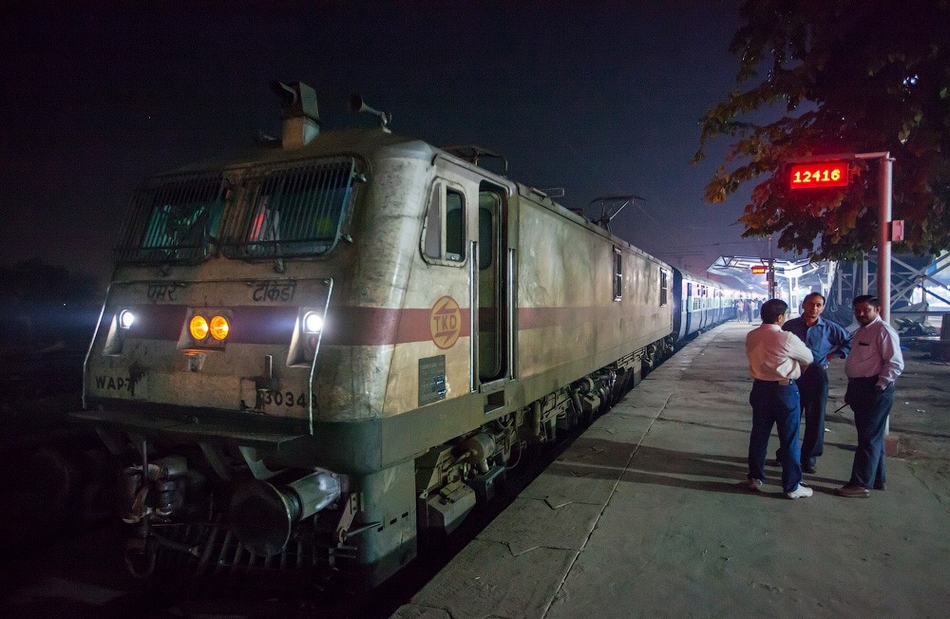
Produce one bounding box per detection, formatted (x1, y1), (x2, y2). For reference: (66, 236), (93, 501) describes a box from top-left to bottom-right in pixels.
(189, 315), (210, 340)
(209, 315), (230, 340)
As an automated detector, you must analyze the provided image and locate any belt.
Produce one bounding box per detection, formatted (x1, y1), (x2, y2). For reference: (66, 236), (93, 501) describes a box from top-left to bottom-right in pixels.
(755, 378), (795, 386)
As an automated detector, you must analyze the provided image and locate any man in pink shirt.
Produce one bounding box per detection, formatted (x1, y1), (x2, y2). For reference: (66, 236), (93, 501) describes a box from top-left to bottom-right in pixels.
(745, 299), (815, 499)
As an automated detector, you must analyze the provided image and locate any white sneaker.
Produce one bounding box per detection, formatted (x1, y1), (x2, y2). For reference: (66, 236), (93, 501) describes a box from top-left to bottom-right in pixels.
(747, 478), (763, 491)
(786, 483), (813, 499)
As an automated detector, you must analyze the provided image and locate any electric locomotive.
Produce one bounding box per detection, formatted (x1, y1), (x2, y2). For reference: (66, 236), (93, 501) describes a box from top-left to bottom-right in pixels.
(78, 81), (726, 587)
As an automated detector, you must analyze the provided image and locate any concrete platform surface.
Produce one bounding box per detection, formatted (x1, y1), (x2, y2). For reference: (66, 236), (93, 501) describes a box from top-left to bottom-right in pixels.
(392, 322), (950, 619)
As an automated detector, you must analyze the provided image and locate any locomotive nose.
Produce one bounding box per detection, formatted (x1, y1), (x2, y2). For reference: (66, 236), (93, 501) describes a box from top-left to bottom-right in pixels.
(229, 471), (341, 556)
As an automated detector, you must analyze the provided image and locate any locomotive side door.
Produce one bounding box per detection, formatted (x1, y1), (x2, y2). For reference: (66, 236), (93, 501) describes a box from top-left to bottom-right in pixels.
(431, 157), (512, 399)
(476, 180), (509, 387)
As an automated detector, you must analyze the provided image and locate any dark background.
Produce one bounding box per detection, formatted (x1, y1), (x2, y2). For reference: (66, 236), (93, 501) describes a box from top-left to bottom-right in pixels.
(1, 0), (771, 287)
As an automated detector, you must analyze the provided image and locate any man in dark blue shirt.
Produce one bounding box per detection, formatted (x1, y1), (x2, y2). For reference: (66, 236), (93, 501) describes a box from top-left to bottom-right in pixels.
(780, 292), (852, 473)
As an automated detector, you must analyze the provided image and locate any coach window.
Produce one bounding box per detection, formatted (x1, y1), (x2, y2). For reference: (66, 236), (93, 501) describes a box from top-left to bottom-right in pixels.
(423, 181), (466, 265)
(660, 269), (669, 306)
(613, 248), (623, 301)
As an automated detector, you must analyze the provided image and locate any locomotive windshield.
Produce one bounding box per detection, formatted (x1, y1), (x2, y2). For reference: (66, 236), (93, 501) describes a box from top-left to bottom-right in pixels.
(114, 171), (227, 264)
(113, 157), (362, 264)
(221, 157), (361, 259)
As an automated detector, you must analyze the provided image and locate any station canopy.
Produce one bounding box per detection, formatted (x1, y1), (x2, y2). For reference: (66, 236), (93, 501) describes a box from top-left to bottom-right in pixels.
(707, 255), (832, 305)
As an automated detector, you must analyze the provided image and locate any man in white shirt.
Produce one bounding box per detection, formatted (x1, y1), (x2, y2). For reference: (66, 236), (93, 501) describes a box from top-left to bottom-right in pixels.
(745, 299), (815, 499)
(837, 295), (905, 498)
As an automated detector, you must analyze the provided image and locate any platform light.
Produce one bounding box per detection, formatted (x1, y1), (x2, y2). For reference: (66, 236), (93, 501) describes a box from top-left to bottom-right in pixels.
(751, 266), (768, 275)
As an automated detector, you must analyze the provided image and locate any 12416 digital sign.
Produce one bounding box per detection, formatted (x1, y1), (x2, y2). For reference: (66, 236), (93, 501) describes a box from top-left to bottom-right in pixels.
(788, 160), (850, 189)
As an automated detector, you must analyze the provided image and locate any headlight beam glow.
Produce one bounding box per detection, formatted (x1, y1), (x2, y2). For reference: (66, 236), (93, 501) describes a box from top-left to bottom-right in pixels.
(303, 312), (324, 334)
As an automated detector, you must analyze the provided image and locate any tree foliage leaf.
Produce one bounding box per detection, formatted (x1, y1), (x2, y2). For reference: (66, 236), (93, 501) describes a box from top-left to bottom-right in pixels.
(697, 0), (950, 260)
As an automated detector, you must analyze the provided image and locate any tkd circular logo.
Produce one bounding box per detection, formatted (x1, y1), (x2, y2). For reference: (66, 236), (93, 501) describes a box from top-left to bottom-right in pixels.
(429, 296), (461, 349)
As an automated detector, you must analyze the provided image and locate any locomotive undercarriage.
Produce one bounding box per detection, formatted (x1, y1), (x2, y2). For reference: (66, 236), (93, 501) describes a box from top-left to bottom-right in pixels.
(415, 344), (659, 539)
(107, 340), (669, 588)
(112, 437), (361, 586)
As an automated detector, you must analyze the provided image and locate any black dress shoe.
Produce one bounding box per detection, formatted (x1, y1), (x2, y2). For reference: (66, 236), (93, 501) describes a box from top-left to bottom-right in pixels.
(873, 481), (886, 491)
(802, 464), (817, 474)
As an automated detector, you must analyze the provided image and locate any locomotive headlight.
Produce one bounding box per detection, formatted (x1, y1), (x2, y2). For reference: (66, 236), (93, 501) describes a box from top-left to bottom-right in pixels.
(303, 311), (324, 334)
(189, 315), (210, 340)
(209, 315), (230, 341)
(118, 309), (136, 329)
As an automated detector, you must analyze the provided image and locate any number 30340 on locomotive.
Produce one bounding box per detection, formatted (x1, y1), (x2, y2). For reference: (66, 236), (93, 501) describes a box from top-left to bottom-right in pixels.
(77, 81), (737, 587)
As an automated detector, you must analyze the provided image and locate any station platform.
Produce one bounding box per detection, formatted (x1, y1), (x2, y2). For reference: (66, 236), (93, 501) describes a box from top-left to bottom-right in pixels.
(391, 321), (950, 619)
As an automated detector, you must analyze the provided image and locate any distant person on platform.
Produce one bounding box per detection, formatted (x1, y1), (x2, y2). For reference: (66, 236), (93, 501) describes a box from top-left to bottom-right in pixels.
(745, 299), (754, 323)
(745, 298), (815, 499)
(779, 292), (852, 474)
(837, 295), (904, 498)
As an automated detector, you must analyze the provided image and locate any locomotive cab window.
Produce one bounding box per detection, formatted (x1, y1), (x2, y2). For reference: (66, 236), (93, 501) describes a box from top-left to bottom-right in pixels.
(613, 248), (623, 301)
(222, 157), (362, 259)
(478, 193), (500, 271)
(115, 171), (228, 264)
(422, 180), (466, 265)
(660, 269), (669, 306)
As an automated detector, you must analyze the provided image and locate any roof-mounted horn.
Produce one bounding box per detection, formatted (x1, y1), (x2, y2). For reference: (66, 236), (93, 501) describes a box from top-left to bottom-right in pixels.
(349, 94), (391, 132)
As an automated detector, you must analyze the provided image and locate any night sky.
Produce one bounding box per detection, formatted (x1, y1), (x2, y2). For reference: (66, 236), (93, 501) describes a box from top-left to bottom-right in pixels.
(1, 1), (770, 283)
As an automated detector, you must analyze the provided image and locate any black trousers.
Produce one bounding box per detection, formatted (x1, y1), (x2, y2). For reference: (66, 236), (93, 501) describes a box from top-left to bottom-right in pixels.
(845, 376), (893, 488)
(775, 365), (828, 467)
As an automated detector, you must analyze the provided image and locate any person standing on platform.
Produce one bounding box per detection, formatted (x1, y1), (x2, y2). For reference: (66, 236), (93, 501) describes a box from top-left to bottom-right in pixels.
(745, 298), (815, 499)
(837, 295), (904, 498)
(745, 299), (754, 323)
(780, 292), (852, 474)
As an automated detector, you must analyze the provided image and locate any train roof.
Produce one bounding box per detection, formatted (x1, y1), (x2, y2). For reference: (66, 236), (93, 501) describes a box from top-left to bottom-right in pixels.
(146, 80), (677, 274)
(161, 127), (435, 175)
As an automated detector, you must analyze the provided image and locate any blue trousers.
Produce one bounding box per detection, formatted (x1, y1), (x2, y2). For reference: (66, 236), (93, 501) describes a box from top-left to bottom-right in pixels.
(846, 377), (893, 489)
(748, 380), (803, 493)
